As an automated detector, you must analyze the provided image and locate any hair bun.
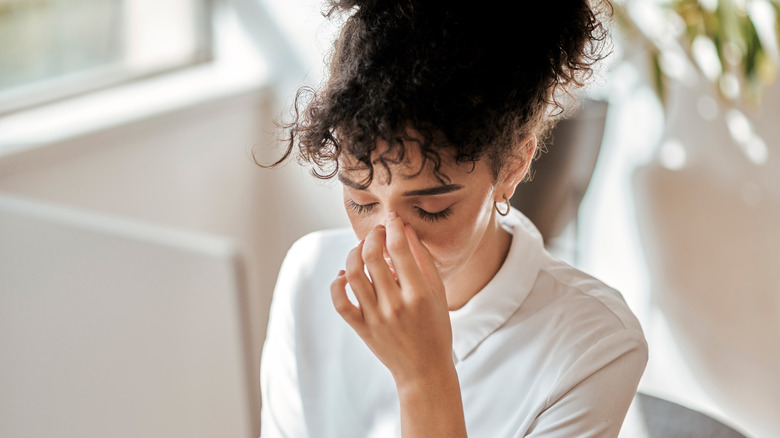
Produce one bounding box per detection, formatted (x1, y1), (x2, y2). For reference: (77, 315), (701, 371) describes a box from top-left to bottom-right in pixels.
(327, 0), (381, 12)
(326, 0), (415, 18)
(276, 0), (613, 186)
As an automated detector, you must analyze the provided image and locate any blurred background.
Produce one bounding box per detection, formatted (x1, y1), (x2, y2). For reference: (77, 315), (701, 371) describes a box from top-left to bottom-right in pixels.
(0, 0), (778, 437)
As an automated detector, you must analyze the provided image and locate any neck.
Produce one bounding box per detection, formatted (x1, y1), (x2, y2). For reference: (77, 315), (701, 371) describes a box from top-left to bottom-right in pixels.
(444, 215), (512, 310)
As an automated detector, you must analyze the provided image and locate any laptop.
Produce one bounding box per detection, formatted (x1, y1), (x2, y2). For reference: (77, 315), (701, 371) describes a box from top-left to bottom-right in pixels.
(0, 194), (259, 437)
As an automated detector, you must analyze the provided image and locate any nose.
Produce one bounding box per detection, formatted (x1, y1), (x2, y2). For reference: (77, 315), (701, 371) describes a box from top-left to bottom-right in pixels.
(365, 206), (407, 230)
(356, 221), (398, 280)
(358, 206), (416, 244)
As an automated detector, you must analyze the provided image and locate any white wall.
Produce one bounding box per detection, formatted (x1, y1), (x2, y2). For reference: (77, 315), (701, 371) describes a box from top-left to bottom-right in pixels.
(5, 2), (777, 437)
(0, 83), (349, 408)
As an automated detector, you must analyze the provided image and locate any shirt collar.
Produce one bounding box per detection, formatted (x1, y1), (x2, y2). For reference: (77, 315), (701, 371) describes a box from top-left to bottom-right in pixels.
(449, 208), (545, 362)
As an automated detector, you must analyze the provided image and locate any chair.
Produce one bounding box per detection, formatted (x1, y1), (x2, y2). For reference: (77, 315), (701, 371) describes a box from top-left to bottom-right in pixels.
(510, 99), (608, 261)
(622, 392), (748, 438)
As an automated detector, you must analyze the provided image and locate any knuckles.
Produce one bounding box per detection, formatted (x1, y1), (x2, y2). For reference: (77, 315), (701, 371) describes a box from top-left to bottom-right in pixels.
(344, 266), (363, 283)
(385, 234), (406, 254)
(404, 292), (427, 309)
(384, 299), (406, 319)
(330, 279), (350, 313)
(361, 238), (386, 265)
(362, 250), (385, 266)
(333, 298), (354, 316)
(377, 306), (404, 326)
(345, 247), (365, 275)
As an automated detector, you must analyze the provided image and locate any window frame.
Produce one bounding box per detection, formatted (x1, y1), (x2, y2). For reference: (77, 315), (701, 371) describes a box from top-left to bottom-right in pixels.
(0, 0), (216, 117)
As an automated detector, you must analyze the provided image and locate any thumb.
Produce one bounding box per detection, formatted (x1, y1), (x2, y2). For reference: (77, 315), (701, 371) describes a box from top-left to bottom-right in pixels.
(403, 224), (447, 304)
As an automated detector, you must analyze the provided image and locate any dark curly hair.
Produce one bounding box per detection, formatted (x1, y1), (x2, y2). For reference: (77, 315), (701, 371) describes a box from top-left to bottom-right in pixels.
(264, 0), (612, 187)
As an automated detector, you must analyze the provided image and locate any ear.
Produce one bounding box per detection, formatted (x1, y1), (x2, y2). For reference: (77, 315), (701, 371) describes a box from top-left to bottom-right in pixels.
(495, 135), (537, 202)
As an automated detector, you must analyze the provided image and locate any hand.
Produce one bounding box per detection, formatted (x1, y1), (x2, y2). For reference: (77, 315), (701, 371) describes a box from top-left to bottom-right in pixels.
(331, 211), (454, 386)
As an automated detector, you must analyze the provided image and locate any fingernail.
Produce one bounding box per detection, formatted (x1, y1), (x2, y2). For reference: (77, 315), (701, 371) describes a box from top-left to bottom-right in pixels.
(376, 224), (385, 230)
(337, 269), (345, 277)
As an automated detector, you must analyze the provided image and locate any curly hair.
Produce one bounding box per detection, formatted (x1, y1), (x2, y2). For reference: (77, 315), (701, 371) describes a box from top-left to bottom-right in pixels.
(264, 0), (612, 187)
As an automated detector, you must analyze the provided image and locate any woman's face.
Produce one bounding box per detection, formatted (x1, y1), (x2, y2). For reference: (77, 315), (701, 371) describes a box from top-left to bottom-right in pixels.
(339, 139), (517, 283)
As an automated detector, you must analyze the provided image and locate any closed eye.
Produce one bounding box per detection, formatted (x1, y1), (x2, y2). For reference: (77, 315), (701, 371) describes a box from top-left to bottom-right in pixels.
(347, 199), (453, 221)
(415, 206), (452, 222)
(346, 199), (378, 214)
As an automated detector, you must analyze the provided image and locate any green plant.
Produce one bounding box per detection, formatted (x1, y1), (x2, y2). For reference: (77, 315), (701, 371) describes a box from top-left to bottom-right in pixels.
(615, 0), (780, 107)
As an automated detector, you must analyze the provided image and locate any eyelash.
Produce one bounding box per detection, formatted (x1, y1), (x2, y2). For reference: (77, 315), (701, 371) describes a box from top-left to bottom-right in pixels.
(346, 200), (452, 222)
(346, 200), (377, 215)
(415, 206), (452, 222)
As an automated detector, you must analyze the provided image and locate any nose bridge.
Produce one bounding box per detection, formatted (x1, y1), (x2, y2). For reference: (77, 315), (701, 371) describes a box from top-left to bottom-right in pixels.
(365, 183), (422, 231)
(358, 195), (426, 245)
(370, 198), (414, 230)
(385, 198), (415, 226)
(370, 189), (404, 223)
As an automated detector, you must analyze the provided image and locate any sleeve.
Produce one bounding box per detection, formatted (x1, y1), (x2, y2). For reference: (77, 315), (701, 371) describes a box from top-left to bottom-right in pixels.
(524, 329), (648, 438)
(259, 239), (312, 438)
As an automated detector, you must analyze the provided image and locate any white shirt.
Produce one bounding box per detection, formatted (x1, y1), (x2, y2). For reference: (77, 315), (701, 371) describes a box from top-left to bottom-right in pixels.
(260, 209), (648, 437)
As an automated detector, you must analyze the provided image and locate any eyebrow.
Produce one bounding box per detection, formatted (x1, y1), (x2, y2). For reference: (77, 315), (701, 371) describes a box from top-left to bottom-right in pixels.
(338, 174), (463, 196)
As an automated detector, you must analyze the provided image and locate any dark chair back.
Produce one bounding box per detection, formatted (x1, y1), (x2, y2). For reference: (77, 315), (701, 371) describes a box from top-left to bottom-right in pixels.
(511, 99), (608, 249)
(631, 392), (748, 438)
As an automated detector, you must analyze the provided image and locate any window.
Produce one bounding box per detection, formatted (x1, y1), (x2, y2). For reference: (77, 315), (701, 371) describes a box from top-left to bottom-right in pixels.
(0, 0), (213, 115)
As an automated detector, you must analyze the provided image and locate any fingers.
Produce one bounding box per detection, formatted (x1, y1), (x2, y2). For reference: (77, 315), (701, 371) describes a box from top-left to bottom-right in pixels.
(362, 225), (401, 306)
(341, 216), (445, 322)
(345, 241), (377, 309)
(404, 223), (446, 303)
(384, 211), (426, 293)
(330, 270), (363, 328)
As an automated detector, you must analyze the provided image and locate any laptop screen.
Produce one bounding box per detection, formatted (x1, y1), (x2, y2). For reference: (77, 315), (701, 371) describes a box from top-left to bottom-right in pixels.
(0, 194), (258, 438)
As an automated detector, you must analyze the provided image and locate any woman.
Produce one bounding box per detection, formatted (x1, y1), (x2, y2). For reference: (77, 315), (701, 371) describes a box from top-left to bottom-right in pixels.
(260, 1), (647, 437)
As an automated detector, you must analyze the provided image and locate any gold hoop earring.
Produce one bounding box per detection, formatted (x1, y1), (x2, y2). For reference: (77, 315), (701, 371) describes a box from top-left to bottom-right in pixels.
(494, 194), (511, 216)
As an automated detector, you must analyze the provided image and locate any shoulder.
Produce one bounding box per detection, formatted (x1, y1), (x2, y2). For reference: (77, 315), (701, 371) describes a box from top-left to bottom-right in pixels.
(274, 227), (357, 296)
(524, 258), (648, 397)
(496, 209), (646, 360)
(536, 257), (644, 339)
(282, 228), (357, 270)
(286, 227), (357, 257)
(502, 209), (645, 345)
(506, 258), (648, 408)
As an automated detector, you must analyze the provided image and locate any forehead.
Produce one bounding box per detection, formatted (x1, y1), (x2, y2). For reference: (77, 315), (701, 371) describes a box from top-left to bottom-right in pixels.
(338, 137), (469, 187)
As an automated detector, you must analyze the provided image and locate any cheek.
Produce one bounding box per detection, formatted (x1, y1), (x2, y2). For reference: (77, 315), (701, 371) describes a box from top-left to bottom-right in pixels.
(416, 214), (486, 270)
(346, 210), (378, 241)
(425, 239), (463, 272)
